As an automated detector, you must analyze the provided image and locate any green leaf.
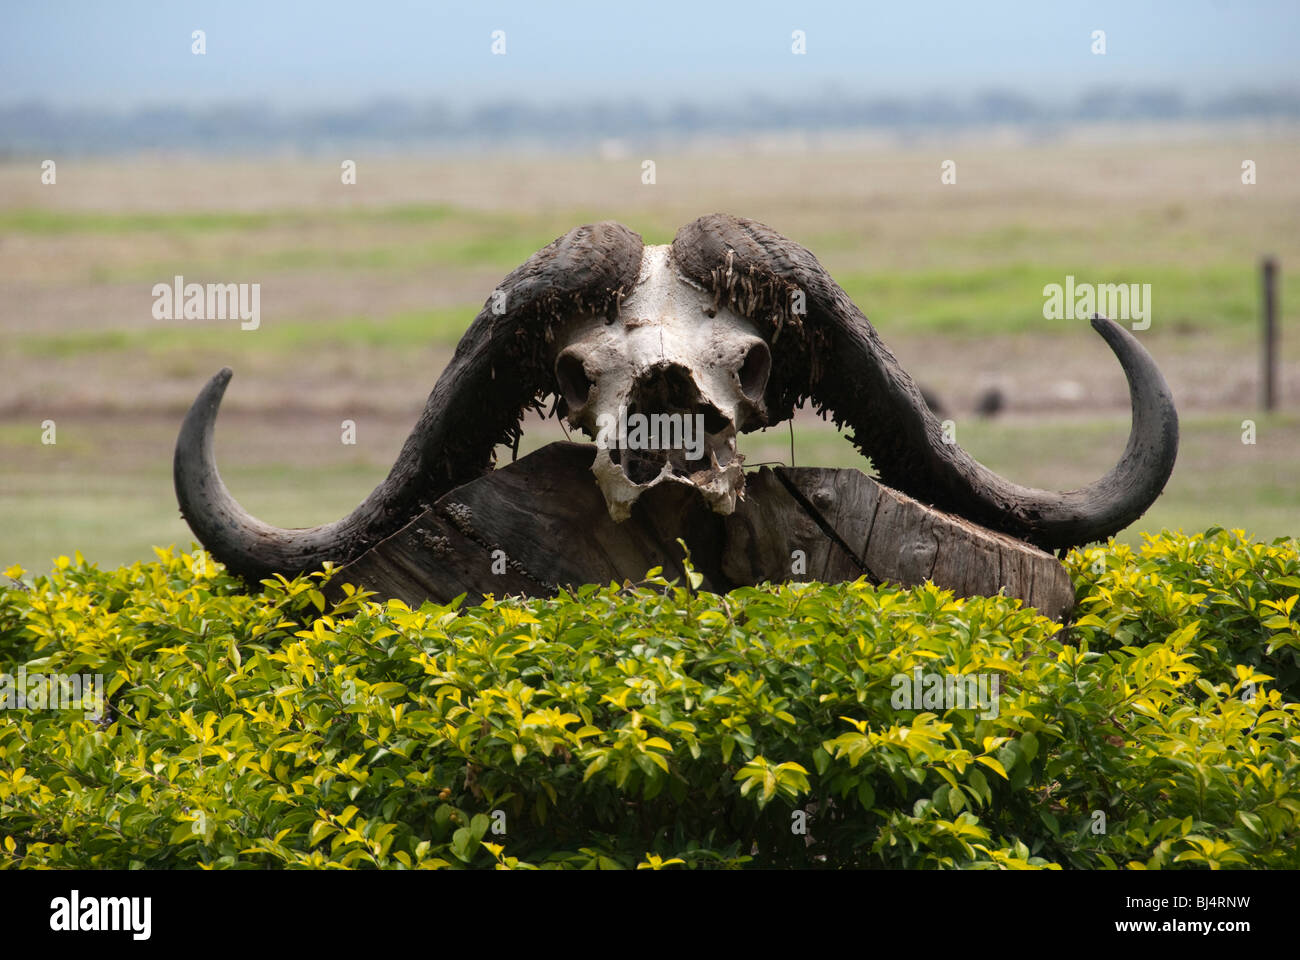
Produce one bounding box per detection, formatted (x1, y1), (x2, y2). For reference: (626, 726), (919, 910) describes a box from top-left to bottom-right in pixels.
(1019, 732), (1038, 763)
(812, 746), (831, 775)
(450, 827), (474, 863)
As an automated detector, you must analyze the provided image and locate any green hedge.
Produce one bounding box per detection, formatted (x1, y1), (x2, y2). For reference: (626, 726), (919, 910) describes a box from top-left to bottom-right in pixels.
(0, 528), (1297, 869)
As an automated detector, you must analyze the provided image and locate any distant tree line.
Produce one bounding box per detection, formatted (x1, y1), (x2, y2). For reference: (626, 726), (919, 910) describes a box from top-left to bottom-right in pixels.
(2, 87), (1298, 155)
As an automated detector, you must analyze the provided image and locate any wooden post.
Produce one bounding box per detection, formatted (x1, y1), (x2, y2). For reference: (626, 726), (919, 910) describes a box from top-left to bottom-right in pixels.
(331, 441), (1078, 621)
(1262, 257), (1278, 411)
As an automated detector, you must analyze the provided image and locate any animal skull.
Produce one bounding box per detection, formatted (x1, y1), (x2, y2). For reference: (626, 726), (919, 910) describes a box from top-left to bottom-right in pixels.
(174, 213), (1179, 584)
(552, 245), (772, 521)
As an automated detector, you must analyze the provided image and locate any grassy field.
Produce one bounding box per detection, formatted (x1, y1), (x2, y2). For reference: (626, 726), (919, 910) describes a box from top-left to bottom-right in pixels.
(3, 408), (1296, 573)
(1, 129), (1297, 573)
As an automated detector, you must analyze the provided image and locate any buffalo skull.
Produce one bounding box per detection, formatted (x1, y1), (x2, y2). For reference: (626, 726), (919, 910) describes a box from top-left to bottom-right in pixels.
(174, 214), (1179, 583)
(553, 244), (772, 520)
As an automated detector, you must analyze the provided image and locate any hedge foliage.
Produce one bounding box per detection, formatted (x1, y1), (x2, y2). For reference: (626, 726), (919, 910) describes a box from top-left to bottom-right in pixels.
(0, 527), (1297, 870)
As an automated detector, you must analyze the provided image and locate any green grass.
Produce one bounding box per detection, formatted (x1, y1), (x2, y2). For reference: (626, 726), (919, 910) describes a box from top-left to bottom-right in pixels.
(0, 461), (389, 574)
(12, 258), (1275, 364)
(3, 414), (1294, 574)
(6, 204), (675, 284)
(837, 262), (1263, 335)
(74, 227), (576, 283)
(741, 411), (1299, 545)
(7, 198), (1282, 339)
(0, 204), (459, 235)
(15, 307), (479, 357)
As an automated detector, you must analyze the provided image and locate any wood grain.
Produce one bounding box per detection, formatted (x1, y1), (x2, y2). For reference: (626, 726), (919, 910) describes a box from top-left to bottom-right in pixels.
(330, 442), (1075, 620)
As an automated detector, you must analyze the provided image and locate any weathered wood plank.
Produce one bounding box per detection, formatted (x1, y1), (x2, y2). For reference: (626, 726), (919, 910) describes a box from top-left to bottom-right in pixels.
(331, 443), (727, 605)
(775, 467), (1075, 620)
(332, 510), (538, 609)
(330, 442), (1075, 620)
(720, 468), (865, 585)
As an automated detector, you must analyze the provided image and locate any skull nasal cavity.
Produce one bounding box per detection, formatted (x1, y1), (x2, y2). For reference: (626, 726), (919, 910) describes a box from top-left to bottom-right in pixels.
(556, 353), (593, 409)
(631, 363), (700, 411)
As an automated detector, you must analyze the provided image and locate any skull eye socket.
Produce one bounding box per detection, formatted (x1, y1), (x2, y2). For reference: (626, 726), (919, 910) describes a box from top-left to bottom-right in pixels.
(556, 352), (593, 409)
(739, 342), (771, 403)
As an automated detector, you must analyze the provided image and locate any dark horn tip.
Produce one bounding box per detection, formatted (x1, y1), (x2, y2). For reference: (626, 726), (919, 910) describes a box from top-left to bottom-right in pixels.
(1087, 314), (1132, 352)
(180, 369), (235, 442)
(200, 367), (234, 402)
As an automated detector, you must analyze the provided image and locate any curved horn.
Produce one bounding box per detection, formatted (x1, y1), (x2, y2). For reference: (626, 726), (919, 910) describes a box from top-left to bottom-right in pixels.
(672, 213), (1178, 550)
(175, 221), (644, 582)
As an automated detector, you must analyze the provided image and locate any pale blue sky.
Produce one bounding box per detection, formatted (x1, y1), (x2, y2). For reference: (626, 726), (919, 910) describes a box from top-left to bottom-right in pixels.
(3, 1), (1297, 108)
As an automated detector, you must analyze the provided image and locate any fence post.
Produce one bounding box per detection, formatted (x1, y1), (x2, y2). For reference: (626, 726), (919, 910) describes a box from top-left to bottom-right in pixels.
(1262, 257), (1278, 411)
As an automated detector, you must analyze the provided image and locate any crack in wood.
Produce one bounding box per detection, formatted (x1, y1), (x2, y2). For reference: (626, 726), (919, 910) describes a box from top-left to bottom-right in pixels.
(773, 469), (882, 585)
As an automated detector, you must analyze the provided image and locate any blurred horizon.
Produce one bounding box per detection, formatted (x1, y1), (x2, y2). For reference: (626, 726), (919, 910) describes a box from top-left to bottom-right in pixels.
(4, 0), (1300, 156)
(5, 86), (1300, 156)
